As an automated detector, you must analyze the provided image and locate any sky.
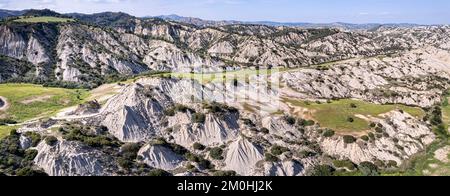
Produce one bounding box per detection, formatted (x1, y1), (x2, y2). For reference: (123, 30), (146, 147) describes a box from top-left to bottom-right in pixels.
(0, 0), (449, 24)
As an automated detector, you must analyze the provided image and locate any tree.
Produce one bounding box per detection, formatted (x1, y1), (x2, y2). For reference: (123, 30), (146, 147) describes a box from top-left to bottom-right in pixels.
(265, 153), (279, 162)
(358, 162), (379, 176)
(343, 135), (356, 144)
(192, 113), (206, 124)
(147, 169), (171, 176)
(210, 147), (224, 160)
(271, 145), (289, 156)
(323, 130), (335, 138)
(310, 165), (335, 176)
(213, 170), (237, 176)
(45, 136), (58, 146)
(193, 143), (206, 151)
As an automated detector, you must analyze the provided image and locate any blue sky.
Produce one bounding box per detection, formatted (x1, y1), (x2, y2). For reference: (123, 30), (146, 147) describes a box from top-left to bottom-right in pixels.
(0, 0), (449, 24)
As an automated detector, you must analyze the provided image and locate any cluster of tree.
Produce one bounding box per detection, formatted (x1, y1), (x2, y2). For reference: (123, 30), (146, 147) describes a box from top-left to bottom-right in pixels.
(59, 124), (121, 149)
(0, 130), (47, 176)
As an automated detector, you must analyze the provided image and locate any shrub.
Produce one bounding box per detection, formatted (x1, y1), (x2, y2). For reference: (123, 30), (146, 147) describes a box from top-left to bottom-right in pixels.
(350, 103), (358, 108)
(265, 153), (279, 162)
(298, 119), (315, 127)
(121, 143), (141, 160)
(260, 128), (270, 134)
(25, 132), (41, 147)
(347, 117), (355, 123)
(369, 122), (376, 127)
(271, 145), (289, 156)
(358, 162), (379, 176)
(24, 149), (38, 161)
(297, 150), (316, 159)
(310, 165), (335, 176)
(361, 135), (370, 142)
(323, 130), (335, 138)
(193, 143), (206, 151)
(213, 170), (237, 176)
(333, 160), (356, 170)
(242, 119), (256, 127)
(192, 113), (206, 124)
(117, 157), (133, 169)
(210, 147), (224, 160)
(343, 135), (356, 144)
(368, 132), (375, 140)
(147, 169), (171, 176)
(284, 116), (296, 125)
(375, 127), (383, 133)
(16, 167), (48, 176)
(45, 136), (58, 146)
(387, 160), (398, 168)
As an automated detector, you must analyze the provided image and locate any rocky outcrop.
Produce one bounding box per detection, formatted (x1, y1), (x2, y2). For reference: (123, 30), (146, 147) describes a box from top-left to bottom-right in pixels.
(34, 140), (115, 176)
(223, 138), (265, 176)
(320, 111), (435, 165)
(138, 144), (185, 171)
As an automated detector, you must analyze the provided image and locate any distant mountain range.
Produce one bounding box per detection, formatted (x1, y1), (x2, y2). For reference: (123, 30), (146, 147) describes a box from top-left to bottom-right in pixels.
(0, 9), (426, 30)
(154, 14), (424, 30)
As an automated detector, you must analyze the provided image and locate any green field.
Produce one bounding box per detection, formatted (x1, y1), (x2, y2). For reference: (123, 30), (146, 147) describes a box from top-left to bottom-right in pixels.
(0, 83), (89, 122)
(14, 16), (75, 23)
(284, 98), (425, 133)
(0, 126), (18, 139)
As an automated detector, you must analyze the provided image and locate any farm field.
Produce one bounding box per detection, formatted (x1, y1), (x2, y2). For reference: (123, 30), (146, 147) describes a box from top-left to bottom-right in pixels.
(284, 98), (425, 133)
(0, 83), (89, 123)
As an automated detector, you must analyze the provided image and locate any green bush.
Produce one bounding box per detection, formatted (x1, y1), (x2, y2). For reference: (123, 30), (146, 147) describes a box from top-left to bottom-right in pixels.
(271, 145), (289, 156)
(192, 113), (206, 124)
(347, 117), (355, 123)
(16, 167), (48, 176)
(24, 149), (38, 161)
(387, 160), (398, 168)
(358, 162), (379, 176)
(210, 147), (224, 160)
(350, 103), (358, 108)
(361, 135), (370, 142)
(310, 165), (335, 176)
(333, 160), (356, 170)
(147, 169), (171, 176)
(323, 130), (335, 138)
(260, 128), (270, 134)
(117, 157), (133, 169)
(24, 132), (41, 147)
(375, 127), (383, 133)
(121, 143), (141, 160)
(297, 150), (317, 159)
(265, 153), (279, 162)
(298, 119), (315, 127)
(45, 136), (58, 146)
(193, 143), (206, 151)
(343, 135), (356, 144)
(284, 116), (296, 125)
(213, 170), (237, 176)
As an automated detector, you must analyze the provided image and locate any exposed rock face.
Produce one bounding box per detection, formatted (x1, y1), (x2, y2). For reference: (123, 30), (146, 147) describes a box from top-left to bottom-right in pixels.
(261, 161), (305, 176)
(223, 138), (265, 176)
(280, 50), (450, 107)
(34, 140), (116, 176)
(2, 12), (450, 87)
(138, 144), (185, 171)
(319, 111), (434, 164)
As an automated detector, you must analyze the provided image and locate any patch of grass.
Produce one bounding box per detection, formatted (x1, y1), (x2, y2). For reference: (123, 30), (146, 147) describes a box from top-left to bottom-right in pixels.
(284, 98), (425, 133)
(14, 16), (75, 23)
(0, 83), (89, 122)
(0, 126), (18, 139)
